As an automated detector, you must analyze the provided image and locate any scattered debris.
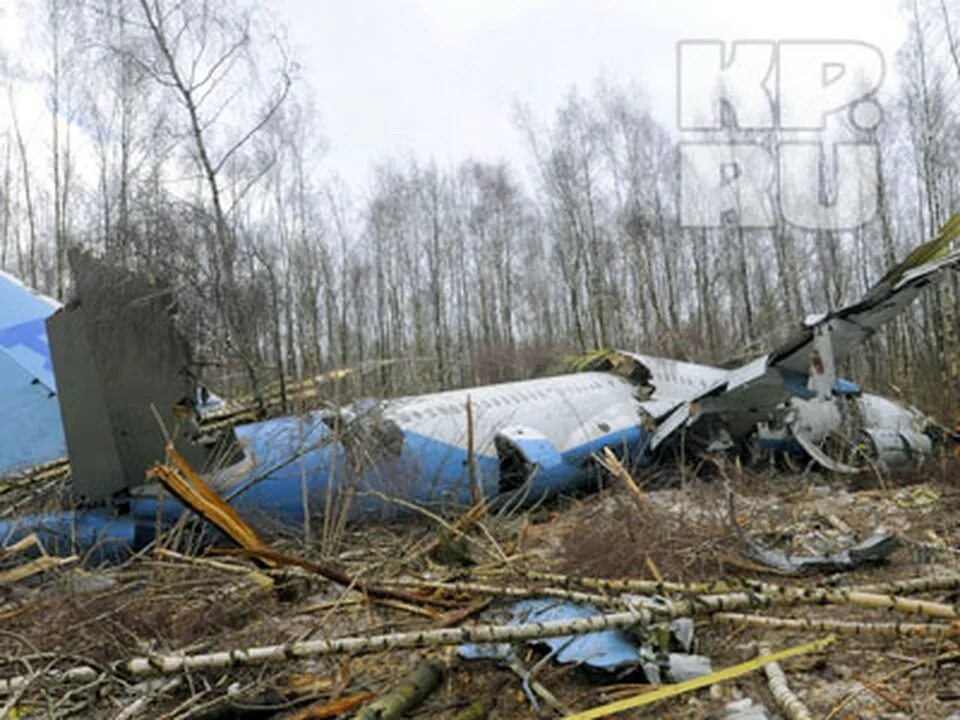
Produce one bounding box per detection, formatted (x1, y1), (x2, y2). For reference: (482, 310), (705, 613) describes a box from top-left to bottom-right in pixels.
(563, 636), (835, 719)
(739, 529), (901, 575)
(0, 463), (956, 716)
(459, 598), (712, 681)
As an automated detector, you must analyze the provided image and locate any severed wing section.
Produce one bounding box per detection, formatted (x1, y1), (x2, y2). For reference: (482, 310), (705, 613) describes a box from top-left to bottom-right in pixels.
(770, 214), (960, 377)
(649, 214), (960, 450)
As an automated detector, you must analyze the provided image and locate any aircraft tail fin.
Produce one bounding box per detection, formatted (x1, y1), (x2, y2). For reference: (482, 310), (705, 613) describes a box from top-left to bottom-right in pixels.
(47, 250), (230, 502)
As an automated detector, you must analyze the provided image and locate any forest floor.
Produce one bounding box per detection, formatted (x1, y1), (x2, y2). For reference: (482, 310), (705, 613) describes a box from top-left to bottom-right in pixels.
(1, 458), (960, 719)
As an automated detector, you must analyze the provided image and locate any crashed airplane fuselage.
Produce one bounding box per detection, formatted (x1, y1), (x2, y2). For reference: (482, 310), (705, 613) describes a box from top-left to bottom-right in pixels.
(1, 216), (959, 559)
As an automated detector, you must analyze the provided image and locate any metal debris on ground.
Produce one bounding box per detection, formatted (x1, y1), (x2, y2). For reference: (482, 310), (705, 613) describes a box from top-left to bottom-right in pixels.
(738, 529), (901, 575)
(459, 598), (712, 681)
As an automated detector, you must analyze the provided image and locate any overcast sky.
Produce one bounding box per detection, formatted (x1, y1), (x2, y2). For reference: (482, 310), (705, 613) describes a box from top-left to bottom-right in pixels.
(272, 0), (908, 191)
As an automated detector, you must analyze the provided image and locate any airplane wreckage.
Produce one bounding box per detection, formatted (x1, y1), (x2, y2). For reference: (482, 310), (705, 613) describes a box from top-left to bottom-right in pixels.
(1, 215), (960, 560)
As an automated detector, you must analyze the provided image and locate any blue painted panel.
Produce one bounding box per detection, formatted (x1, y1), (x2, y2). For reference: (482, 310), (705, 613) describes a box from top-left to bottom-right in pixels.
(0, 272), (63, 475)
(460, 599), (644, 670)
(0, 272), (58, 392)
(0, 272), (59, 328)
(0, 510), (137, 564)
(833, 378), (861, 395)
(0, 318), (57, 392)
(0, 350), (66, 473)
(499, 431), (564, 470)
(781, 370), (862, 399)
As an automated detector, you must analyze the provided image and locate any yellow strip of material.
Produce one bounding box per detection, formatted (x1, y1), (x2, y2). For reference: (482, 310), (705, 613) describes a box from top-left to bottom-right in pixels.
(563, 635), (836, 720)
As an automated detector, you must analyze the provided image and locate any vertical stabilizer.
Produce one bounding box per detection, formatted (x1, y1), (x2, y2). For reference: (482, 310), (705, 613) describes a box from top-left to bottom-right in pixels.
(47, 250), (213, 501)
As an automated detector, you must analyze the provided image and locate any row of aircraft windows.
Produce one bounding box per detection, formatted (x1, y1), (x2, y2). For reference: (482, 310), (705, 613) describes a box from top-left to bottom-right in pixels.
(669, 374), (707, 387)
(395, 378), (617, 423)
(654, 367), (710, 389)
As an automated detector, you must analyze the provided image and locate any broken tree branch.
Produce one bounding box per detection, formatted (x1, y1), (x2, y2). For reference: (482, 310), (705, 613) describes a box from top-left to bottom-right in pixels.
(714, 612), (960, 638)
(759, 642), (813, 720)
(354, 660), (445, 720)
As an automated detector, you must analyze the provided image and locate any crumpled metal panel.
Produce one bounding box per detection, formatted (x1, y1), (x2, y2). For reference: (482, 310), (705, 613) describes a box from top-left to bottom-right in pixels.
(741, 529), (900, 575)
(510, 599), (646, 670)
(459, 598), (713, 683)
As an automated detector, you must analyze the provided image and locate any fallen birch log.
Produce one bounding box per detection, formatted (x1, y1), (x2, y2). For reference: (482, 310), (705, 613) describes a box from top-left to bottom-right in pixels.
(382, 579), (621, 607)
(850, 573), (960, 596)
(0, 606), (662, 690)
(688, 586), (960, 619)
(759, 643), (813, 720)
(104, 585), (960, 676)
(393, 579), (960, 621)
(0, 665), (99, 694)
(506, 568), (960, 603)
(500, 567), (729, 595)
(714, 612), (960, 638)
(117, 606), (657, 676)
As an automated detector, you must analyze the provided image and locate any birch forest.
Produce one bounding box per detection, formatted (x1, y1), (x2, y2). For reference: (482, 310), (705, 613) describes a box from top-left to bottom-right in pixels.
(2, 0), (959, 417)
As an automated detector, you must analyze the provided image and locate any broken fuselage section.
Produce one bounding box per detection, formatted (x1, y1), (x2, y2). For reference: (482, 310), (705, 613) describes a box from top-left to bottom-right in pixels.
(2, 218), (960, 560)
